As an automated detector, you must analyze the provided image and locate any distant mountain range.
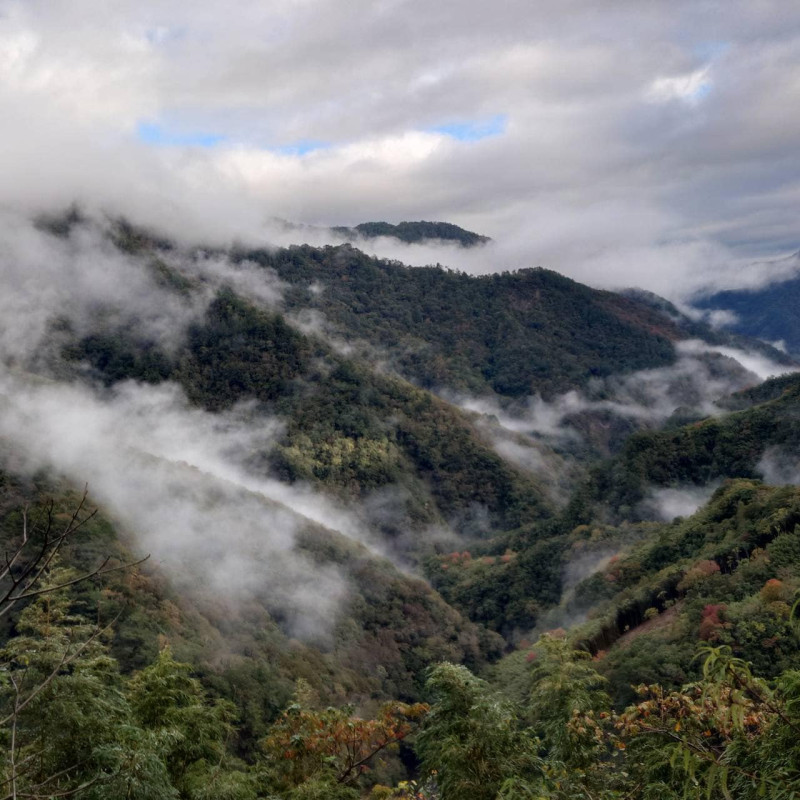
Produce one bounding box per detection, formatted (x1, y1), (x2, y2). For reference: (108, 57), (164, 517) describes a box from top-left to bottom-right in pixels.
(692, 251), (800, 357)
(330, 220), (491, 247)
(267, 217), (491, 247)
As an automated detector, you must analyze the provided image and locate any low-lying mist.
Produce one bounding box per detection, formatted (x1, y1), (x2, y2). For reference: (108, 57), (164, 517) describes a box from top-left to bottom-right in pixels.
(0, 373), (366, 640)
(758, 446), (800, 487)
(2, 206), (797, 643)
(0, 212), (407, 640)
(642, 484), (721, 522)
(452, 339), (794, 454)
(0, 210), (287, 368)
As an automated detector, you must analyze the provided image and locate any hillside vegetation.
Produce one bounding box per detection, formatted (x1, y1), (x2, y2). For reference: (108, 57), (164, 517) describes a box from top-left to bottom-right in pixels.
(241, 244), (680, 398)
(331, 220), (491, 247)
(694, 254), (800, 357)
(3, 215), (800, 797)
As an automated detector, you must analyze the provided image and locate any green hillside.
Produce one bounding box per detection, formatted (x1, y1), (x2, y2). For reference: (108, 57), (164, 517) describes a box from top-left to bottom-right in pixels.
(240, 244), (680, 398)
(0, 466), (500, 755)
(331, 220), (491, 246)
(4, 216), (800, 798)
(63, 285), (551, 545)
(571, 372), (800, 522)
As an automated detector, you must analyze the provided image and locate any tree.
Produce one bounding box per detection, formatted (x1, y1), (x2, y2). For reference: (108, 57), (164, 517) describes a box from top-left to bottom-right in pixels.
(528, 634), (610, 766)
(415, 662), (542, 800)
(0, 492), (162, 800)
(526, 635), (624, 800)
(261, 682), (427, 796)
(0, 573), (133, 799)
(0, 489), (142, 619)
(616, 645), (800, 799)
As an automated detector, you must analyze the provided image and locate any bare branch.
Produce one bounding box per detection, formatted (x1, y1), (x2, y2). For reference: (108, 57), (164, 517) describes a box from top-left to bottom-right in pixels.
(0, 488), (148, 620)
(0, 554), (149, 618)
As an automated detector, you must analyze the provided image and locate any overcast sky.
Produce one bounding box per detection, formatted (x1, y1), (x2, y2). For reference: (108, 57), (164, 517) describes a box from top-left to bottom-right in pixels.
(2, 0), (800, 297)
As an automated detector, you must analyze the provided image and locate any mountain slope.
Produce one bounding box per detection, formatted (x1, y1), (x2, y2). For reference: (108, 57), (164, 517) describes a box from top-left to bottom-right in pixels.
(241, 245), (685, 398)
(331, 220), (491, 246)
(567, 479), (800, 704)
(0, 460), (502, 753)
(693, 257), (800, 357)
(569, 371), (800, 524)
(9, 213), (800, 648)
(63, 285), (552, 546)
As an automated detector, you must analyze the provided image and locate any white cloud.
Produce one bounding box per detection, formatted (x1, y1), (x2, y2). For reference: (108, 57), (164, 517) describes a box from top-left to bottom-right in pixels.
(0, 373), (353, 640)
(0, 1), (800, 297)
(647, 66), (712, 104)
(676, 339), (796, 381)
(450, 339), (793, 450)
(758, 446), (800, 486)
(645, 484), (720, 521)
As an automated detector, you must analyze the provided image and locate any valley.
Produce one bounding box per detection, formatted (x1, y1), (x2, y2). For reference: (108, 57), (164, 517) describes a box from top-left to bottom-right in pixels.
(1, 212), (799, 797)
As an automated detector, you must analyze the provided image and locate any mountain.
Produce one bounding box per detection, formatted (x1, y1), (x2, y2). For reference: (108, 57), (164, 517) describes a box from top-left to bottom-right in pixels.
(567, 478), (800, 704)
(330, 220), (491, 247)
(0, 455), (502, 755)
(569, 370), (800, 525)
(623, 286), (796, 359)
(4, 211), (800, 797)
(692, 251), (800, 356)
(237, 242), (754, 399)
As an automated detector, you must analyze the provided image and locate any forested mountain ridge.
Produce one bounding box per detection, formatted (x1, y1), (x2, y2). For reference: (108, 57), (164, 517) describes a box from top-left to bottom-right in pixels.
(330, 220), (491, 247)
(693, 253), (800, 357)
(2, 212), (800, 797)
(238, 244), (705, 399)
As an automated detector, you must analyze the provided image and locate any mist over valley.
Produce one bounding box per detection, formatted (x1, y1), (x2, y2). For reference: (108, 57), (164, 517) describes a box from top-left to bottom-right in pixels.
(3, 2), (800, 796)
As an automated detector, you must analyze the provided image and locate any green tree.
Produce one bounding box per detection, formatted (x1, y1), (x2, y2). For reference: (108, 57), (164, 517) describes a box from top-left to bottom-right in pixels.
(415, 662), (542, 800)
(0, 579), (129, 798)
(528, 635), (610, 766)
(526, 635), (622, 799)
(127, 647), (256, 800)
(616, 645), (800, 799)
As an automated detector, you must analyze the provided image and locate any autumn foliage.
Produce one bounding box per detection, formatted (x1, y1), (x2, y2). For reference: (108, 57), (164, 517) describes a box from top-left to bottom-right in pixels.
(262, 699), (429, 789)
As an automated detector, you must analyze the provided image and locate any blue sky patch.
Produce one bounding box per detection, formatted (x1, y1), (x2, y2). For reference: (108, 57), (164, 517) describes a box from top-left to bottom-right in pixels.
(429, 114), (507, 142)
(136, 121), (226, 148)
(691, 82), (713, 101)
(144, 26), (187, 46)
(693, 40), (731, 60)
(272, 139), (330, 156)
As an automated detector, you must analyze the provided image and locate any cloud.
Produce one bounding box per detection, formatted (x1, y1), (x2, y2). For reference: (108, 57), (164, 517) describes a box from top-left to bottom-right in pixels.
(0, 212), (402, 639)
(758, 446), (800, 487)
(676, 339), (796, 381)
(0, 210), (291, 368)
(0, 211), (203, 363)
(646, 66), (712, 104)
(449, 339), (793, 452)
(643, 484), (720, 522)
(0, 373), (356, 640)
(1, 1), (799, 297)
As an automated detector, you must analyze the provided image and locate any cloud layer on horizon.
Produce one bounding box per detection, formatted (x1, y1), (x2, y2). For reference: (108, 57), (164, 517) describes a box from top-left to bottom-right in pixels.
(1, 1), (800, 298)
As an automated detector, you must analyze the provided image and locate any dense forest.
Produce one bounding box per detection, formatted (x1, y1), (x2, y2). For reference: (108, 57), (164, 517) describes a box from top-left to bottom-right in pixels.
(2, 214), (800, 797)
(329, 221), (491, 247)
(694, 258), (800, 358)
